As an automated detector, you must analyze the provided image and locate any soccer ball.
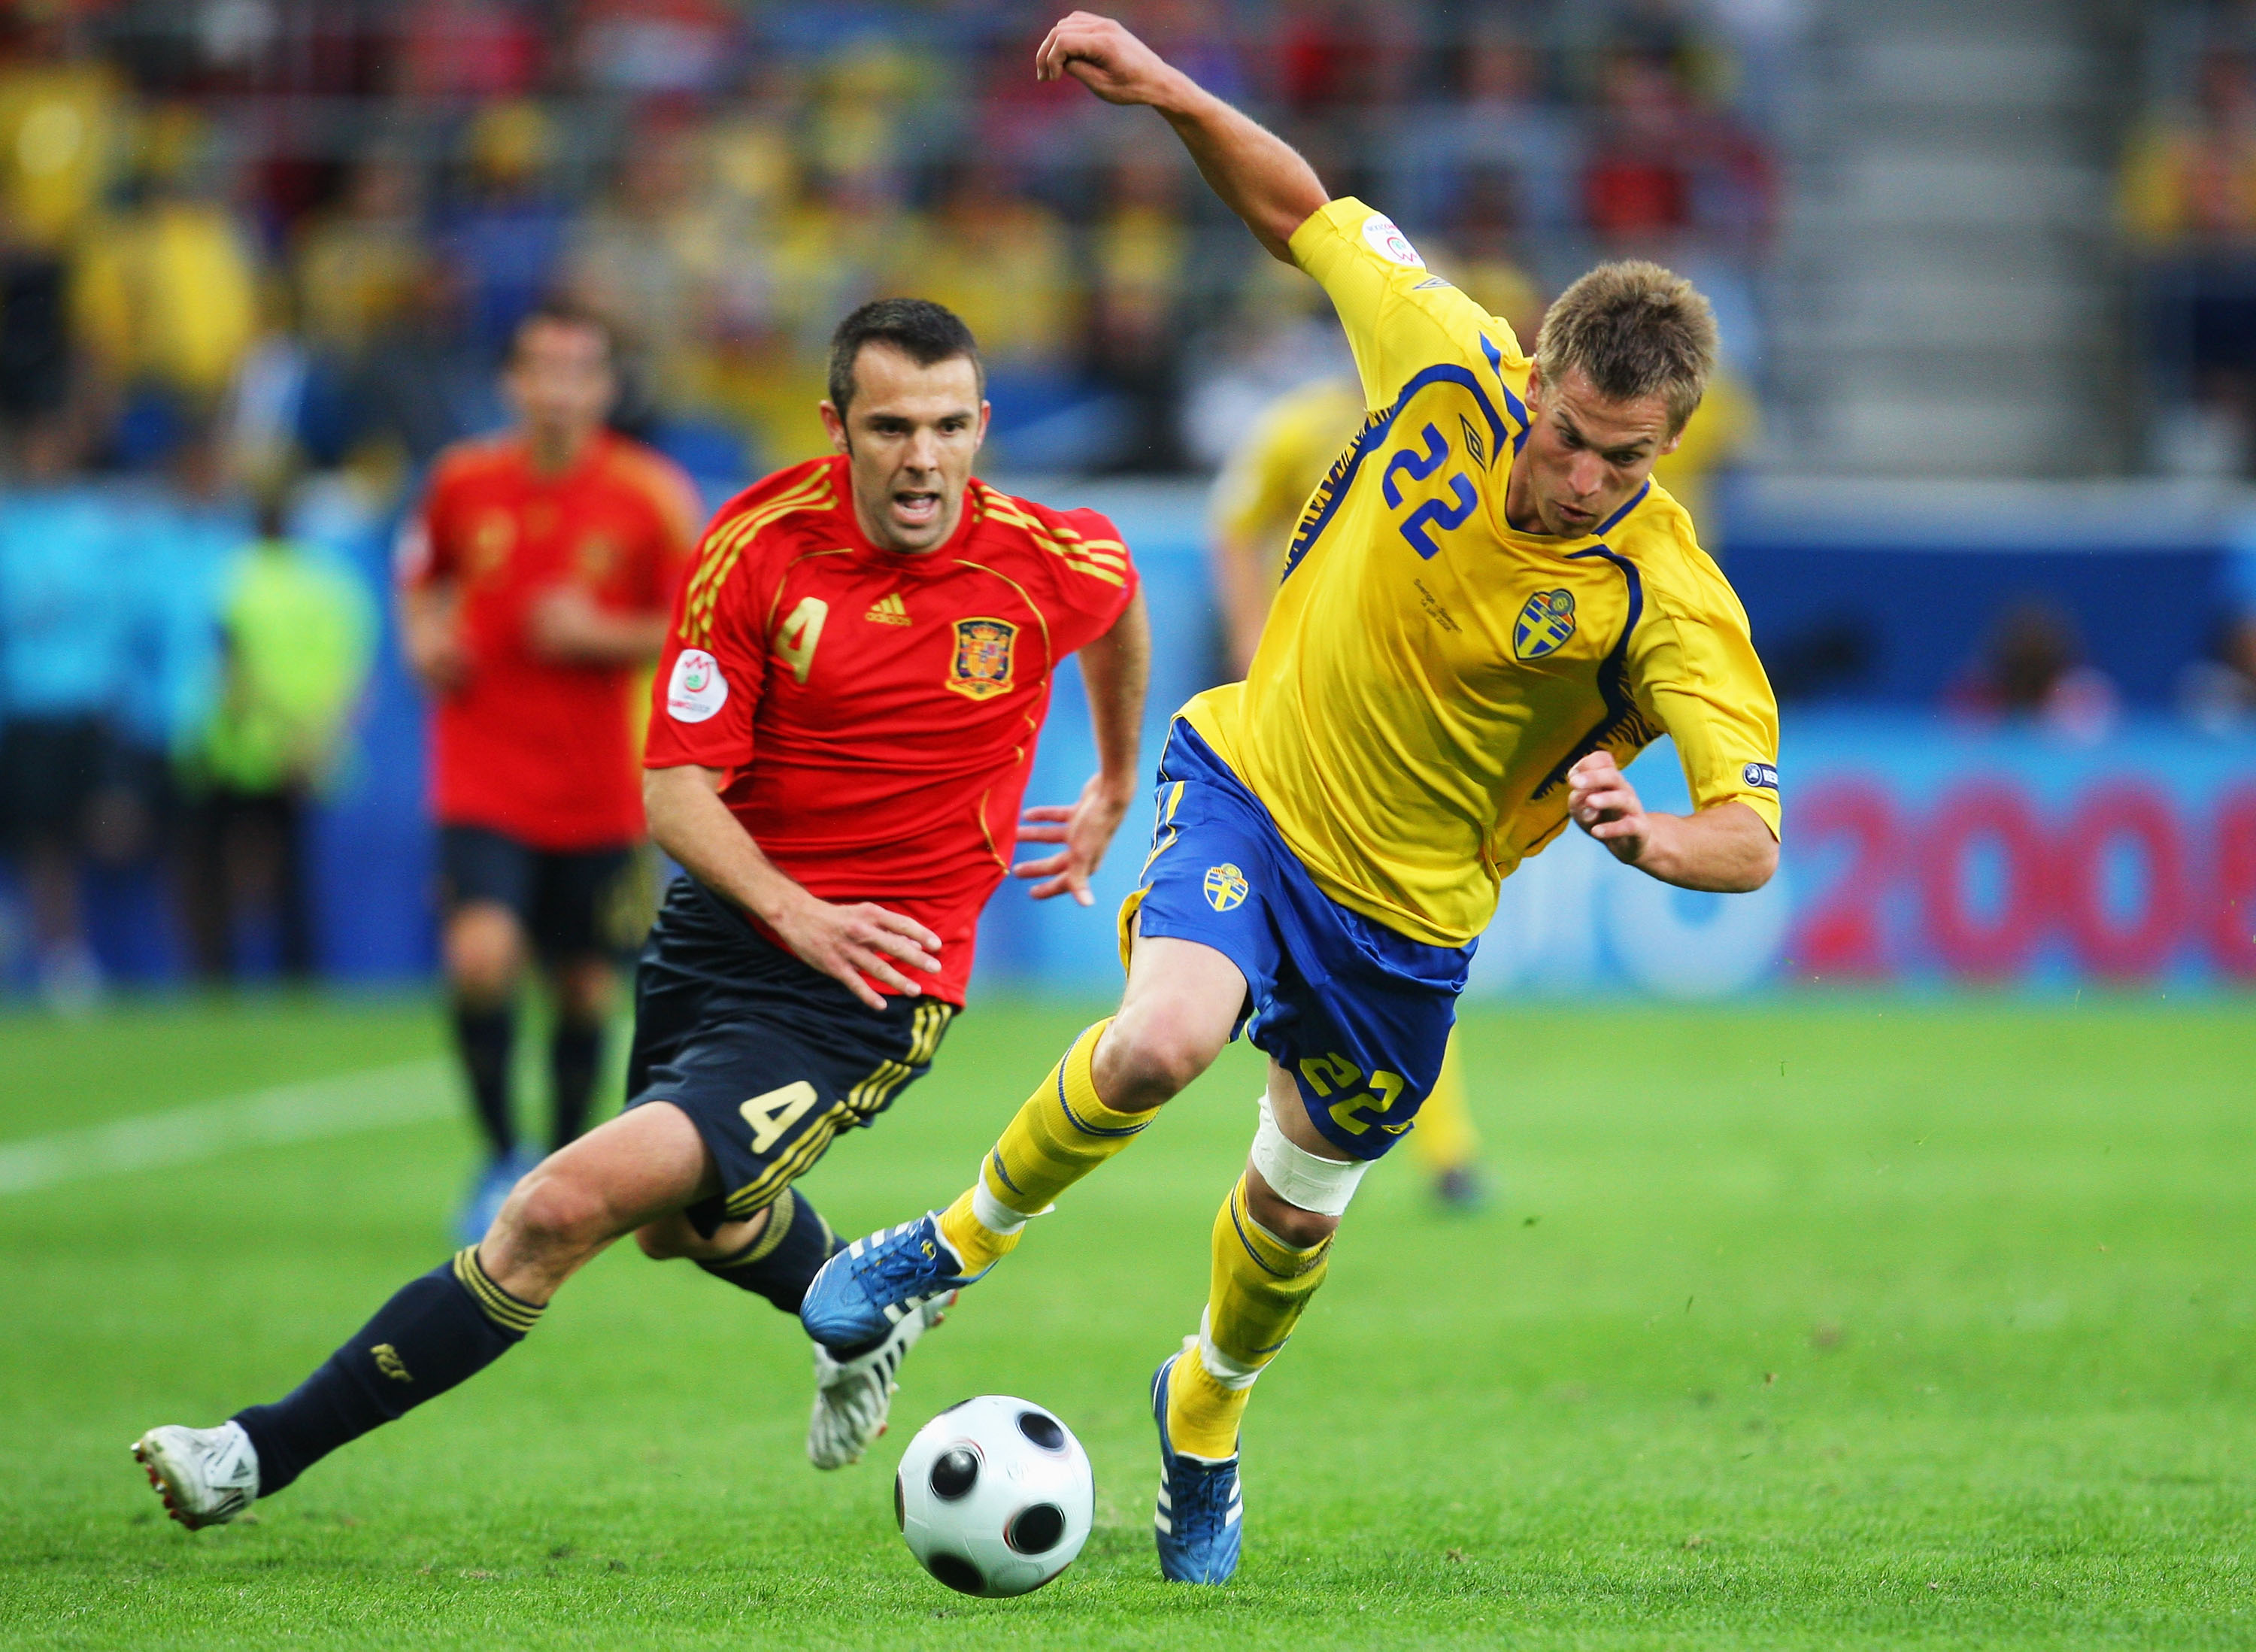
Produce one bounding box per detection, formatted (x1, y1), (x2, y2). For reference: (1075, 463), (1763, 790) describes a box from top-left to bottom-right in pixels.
(893, 1395), (1094, 1597)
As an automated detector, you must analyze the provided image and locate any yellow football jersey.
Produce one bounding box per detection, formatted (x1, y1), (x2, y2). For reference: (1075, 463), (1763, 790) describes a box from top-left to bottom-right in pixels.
(1180, 197), (1781, 950)
(1210, 374), (1365, 580)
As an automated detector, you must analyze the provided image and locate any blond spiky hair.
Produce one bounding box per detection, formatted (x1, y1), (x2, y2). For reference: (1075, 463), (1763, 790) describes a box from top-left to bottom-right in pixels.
(1533, 260), (1718, 436)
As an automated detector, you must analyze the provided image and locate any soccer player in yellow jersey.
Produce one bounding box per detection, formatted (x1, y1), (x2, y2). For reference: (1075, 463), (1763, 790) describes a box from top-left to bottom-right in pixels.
(803, 11), (1781, 1585)
(1211, 376), (1487, 1205)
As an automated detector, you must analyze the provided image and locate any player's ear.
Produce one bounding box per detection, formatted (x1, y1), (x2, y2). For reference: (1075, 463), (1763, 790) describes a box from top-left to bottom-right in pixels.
(1521, 360), (1545, 420)
(974, 400), (991, 453)
(819, 400), (851, 455)
(1657, 426), (1684, 459)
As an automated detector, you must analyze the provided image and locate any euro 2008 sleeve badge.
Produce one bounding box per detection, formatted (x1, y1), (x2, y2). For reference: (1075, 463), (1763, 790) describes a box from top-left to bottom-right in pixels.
(947, 617), (1018, 701)
(1512, 589), (1577, 660)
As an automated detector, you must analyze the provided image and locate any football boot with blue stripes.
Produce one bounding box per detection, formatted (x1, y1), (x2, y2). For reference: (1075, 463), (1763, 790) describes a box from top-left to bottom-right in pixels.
(799, 1213), (987, 1353)
(1151, 1345), (1244, 1584)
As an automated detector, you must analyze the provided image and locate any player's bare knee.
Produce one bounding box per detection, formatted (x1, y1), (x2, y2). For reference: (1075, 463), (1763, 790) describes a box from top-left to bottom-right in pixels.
(554, 956), (616, 1025)
(500, 1165), (614, 1259)
(445, 907), (524, 1003)
(1098, 1008), (1221, 1108)
(1243, 1171), (1342, 1249)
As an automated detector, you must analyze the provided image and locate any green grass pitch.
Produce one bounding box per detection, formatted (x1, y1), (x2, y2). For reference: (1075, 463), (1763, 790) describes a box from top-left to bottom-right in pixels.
(0, 993), (2250, 1648)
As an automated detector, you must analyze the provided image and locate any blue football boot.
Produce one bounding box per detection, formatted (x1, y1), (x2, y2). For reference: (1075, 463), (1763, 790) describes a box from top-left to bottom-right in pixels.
(799, 1212), (988, 1352)
(1151, 1344), (1244, 1584)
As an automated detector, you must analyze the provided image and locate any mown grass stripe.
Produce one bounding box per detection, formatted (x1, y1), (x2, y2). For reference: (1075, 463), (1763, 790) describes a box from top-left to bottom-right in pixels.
(0, 1058), (452, 1196)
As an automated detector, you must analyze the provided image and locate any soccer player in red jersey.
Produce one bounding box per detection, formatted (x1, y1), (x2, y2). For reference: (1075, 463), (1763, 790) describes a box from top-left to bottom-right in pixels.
(395, 302), (701, 1241)
(132, 299), (1151, 1525)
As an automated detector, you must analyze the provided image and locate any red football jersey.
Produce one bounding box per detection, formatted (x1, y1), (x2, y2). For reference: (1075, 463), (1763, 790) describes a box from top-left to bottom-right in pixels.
(644, 454), (1139, 1005)
(399, 430), (701, 850)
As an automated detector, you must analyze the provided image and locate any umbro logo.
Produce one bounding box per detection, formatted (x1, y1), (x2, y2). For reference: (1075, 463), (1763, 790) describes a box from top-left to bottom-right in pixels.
(864, 591), (912, 626)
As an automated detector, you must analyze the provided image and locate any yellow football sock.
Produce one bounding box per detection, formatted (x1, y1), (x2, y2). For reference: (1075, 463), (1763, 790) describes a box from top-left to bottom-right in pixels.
(936, 1187), (1020, 1273)
(1166, 1173), (1331, 1460)
(1408, 1034), (1479, 1175)
(935, 1018), (1156, 1272)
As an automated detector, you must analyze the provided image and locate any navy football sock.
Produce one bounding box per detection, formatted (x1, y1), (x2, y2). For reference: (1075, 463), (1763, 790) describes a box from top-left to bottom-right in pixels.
(233, 1249), (541, 1498)
(696, 1188), (840, 1316)
(549, 1018), (604, 1149)
(453, 1002), (517, 1158)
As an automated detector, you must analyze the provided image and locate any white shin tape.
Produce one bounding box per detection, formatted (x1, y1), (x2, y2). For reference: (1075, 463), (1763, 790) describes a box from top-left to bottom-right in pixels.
(1250, 1091), (1368, 1217)
(970, 1173), (1032, 1235)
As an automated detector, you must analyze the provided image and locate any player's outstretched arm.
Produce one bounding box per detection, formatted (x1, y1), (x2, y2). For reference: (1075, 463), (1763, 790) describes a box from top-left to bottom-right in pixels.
(1014, 590), (1150, 905)
(1036, 11), (1325, 261)
(526, 585), (670, 665)
(1566, 751), (1778, 893)
(644, 763), (942, 1011)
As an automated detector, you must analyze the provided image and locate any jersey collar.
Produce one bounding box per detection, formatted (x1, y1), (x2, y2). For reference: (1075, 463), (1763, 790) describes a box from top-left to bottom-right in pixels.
(824, 455), (990, 571)
(1498, 477), (1651, 553)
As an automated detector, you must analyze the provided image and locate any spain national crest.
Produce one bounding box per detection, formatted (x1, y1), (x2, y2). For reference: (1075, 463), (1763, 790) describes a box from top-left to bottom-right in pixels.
(947, 617), (1018, 701)
(1202, 862), (1249, 912)
(1513, 589), (1577, 660)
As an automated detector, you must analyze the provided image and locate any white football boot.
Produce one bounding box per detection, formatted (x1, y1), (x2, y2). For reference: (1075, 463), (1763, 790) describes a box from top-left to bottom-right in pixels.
(805, 1290), (955, 1470)
(132, 1422), (259, 1529)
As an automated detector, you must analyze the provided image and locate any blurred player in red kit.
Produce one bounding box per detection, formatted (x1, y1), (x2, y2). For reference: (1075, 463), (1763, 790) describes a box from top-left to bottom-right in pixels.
(133, 297), (1151, 1524)
(395, 302), (702, 1241)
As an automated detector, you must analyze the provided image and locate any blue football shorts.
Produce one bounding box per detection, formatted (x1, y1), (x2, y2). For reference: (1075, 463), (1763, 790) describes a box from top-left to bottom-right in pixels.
(1118, 720), (1472, 1161)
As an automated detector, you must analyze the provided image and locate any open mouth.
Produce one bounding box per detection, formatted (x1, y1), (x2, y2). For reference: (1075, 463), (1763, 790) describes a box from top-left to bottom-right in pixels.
(892, 489), (943, 529)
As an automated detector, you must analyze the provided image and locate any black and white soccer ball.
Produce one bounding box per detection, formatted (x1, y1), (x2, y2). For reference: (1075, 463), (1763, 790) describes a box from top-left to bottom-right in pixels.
(893, 1395), (1094, 1597)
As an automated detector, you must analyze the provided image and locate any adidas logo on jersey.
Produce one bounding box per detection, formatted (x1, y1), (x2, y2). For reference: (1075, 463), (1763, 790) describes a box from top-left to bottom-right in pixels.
(864, 592), (912, 626)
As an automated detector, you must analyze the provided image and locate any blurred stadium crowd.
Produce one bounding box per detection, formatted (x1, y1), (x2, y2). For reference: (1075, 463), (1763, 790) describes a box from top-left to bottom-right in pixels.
(0, 0), (1782, 482)
(3, 0), (2256, 1005)
(0, 0), (1786, 1001)
(2129, 0), (2256, 483)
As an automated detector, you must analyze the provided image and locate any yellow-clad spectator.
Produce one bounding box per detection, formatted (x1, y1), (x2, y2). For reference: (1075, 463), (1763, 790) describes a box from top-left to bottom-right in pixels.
(566, 120), (731, 414)
(72, 108), (257, 405)
(2121, 50), (2256, 247)
(0, 26), (126, 253)
(769, 165), (902, 360)
(293, 159), (428, 360)
(1090, 153), (1193, 468)
(1210, 374), (1487, 1208)
(888, 163), (1078, 371)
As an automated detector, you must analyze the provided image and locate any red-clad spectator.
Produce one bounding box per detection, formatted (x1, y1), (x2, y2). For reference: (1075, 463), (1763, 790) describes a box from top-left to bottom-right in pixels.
(395, 0), (544, 102)
(1583, 52), (1694, 243)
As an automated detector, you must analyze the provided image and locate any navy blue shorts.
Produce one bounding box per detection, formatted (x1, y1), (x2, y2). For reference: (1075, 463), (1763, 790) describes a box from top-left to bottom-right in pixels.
(623, 878), (955, 1236)
(1121, 722), (1471, 1162)
(438, 824), (641, 962)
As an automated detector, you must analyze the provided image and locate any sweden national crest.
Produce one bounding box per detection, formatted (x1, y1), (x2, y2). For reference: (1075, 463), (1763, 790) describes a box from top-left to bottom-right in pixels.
(1202, 862), (1249, 912)
(947, 617), (1017, 701)
(1513, 589), (1577, 660)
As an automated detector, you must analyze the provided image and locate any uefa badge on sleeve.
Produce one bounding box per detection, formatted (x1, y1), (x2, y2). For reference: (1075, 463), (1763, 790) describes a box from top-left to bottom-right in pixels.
(666, 648), (729, 723)
(1362, 212), (1425, 268)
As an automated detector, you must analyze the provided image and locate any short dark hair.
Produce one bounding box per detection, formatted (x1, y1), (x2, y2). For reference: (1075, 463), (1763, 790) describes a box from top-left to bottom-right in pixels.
(1533, 261), (1717, 436)
(826, 298), (984, 415)
(511, 299), (616, 367)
